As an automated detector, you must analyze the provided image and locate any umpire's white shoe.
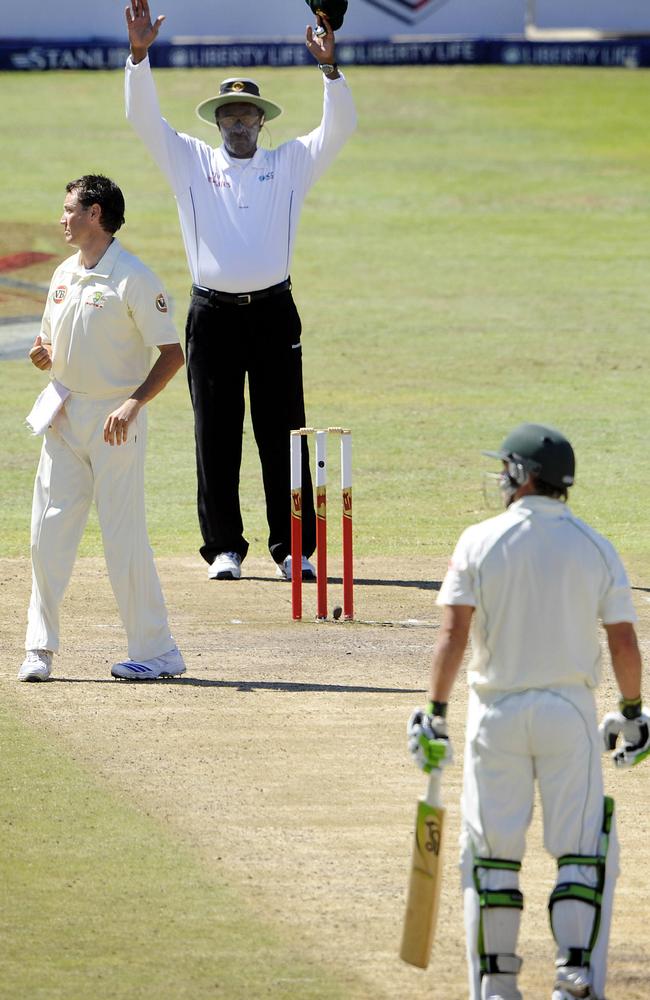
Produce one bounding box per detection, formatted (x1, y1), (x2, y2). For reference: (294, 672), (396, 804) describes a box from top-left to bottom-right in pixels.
(111, 646), (186, 681)
(276, 555), (316, 581)
(18, 649), (53, 682)
(208, 552), (242, 580)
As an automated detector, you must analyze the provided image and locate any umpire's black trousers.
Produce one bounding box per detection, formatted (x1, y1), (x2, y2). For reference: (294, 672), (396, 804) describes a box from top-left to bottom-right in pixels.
(185, 285), (316, 567)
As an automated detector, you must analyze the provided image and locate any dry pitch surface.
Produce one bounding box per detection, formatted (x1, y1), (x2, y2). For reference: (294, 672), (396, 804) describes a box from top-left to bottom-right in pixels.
(2, 554), (649, 998)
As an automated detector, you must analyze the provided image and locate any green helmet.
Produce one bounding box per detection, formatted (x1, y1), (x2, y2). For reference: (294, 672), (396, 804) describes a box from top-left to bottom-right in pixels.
(483, 423), (575, 489)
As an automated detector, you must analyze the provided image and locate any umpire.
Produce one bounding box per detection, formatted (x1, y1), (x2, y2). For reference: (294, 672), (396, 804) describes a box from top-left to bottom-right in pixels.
(124, 0), (356, 581)
(408, 423), (649, 1000)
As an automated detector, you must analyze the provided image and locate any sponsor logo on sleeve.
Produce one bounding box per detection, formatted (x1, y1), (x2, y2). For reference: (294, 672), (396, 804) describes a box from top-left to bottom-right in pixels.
(53, 285), (67, 304)
(155, 293), (168, 313)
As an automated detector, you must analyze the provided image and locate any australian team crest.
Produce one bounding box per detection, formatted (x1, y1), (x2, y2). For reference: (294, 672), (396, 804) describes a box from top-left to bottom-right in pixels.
(361, 0), (451, 25)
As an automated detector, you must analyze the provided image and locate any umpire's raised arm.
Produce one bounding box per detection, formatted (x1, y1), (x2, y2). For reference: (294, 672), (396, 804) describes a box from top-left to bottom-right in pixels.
(125, 0), (165, 64)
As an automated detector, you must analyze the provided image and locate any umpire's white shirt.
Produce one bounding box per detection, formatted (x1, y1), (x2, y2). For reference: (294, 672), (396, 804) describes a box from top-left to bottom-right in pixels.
(125, 56), (357, 293)
(438, 495), (636, 693)
(41, 239), (178, 397)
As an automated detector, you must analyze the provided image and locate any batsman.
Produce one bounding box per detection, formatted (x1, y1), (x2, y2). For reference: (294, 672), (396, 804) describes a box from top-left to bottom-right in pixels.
(407, 423), (649, 1000)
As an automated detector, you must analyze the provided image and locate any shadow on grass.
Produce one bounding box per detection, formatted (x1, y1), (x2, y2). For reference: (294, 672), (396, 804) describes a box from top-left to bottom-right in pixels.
(48, 677), (424, 693)
(243, 576), (442, 590)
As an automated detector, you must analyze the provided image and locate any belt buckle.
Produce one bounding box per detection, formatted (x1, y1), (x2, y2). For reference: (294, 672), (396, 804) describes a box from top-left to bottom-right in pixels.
(236, 293), (252, 306)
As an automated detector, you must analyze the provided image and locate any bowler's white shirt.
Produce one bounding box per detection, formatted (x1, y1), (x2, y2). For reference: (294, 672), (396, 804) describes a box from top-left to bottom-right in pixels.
(125, 56), (356, 293)
(438, 495), (636, 692)
(41, 239), (179, 397)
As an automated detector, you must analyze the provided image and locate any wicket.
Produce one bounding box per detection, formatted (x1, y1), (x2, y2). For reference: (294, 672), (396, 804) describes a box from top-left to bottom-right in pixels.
(290, 427), (353, 621)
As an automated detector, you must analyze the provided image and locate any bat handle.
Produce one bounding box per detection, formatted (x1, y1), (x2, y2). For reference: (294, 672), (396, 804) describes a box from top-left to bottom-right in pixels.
(424, 768), (443, 808)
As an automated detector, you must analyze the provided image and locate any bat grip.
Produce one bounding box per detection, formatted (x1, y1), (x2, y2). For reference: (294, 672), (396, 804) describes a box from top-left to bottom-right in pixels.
(424, 768), (443, 808)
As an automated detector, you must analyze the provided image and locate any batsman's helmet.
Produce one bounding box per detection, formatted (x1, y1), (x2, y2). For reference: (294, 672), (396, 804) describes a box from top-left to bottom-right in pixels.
(483, 423), (575, 489)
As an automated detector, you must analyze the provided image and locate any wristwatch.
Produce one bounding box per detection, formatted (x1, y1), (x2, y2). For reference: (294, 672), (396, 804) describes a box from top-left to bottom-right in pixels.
(318, 62), (338, 74)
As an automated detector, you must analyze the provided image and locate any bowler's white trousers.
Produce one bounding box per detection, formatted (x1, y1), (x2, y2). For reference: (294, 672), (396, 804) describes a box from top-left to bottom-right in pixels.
(26, 394), (174, 661)
(460, 686), (618, 1000)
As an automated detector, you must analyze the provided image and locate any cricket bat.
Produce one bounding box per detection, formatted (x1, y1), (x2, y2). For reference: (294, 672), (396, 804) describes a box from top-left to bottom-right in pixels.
(400, 767), (446, 969)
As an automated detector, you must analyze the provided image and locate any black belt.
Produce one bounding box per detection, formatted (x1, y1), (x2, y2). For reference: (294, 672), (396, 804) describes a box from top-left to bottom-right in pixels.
(191, 279), (291, 307)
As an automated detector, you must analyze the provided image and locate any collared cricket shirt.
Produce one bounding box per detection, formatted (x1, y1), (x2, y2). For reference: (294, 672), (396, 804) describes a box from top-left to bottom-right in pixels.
(125, 56), (356, 293)
(438, 494), (636, 692)
(41, 238), (179, 397)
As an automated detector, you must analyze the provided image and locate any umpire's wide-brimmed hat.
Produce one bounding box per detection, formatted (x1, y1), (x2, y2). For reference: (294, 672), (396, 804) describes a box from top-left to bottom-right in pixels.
(196, 78), (283, 127)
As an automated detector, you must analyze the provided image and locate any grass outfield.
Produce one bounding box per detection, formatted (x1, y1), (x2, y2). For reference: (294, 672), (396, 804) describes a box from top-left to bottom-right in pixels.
(2, 65), (650, 561)
(0, 704), (353, 1000)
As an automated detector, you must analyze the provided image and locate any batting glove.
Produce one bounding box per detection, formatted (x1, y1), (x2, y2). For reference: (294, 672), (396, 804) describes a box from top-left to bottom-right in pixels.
(599, 697), (650, 769)
(407, 702), (453, 772)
